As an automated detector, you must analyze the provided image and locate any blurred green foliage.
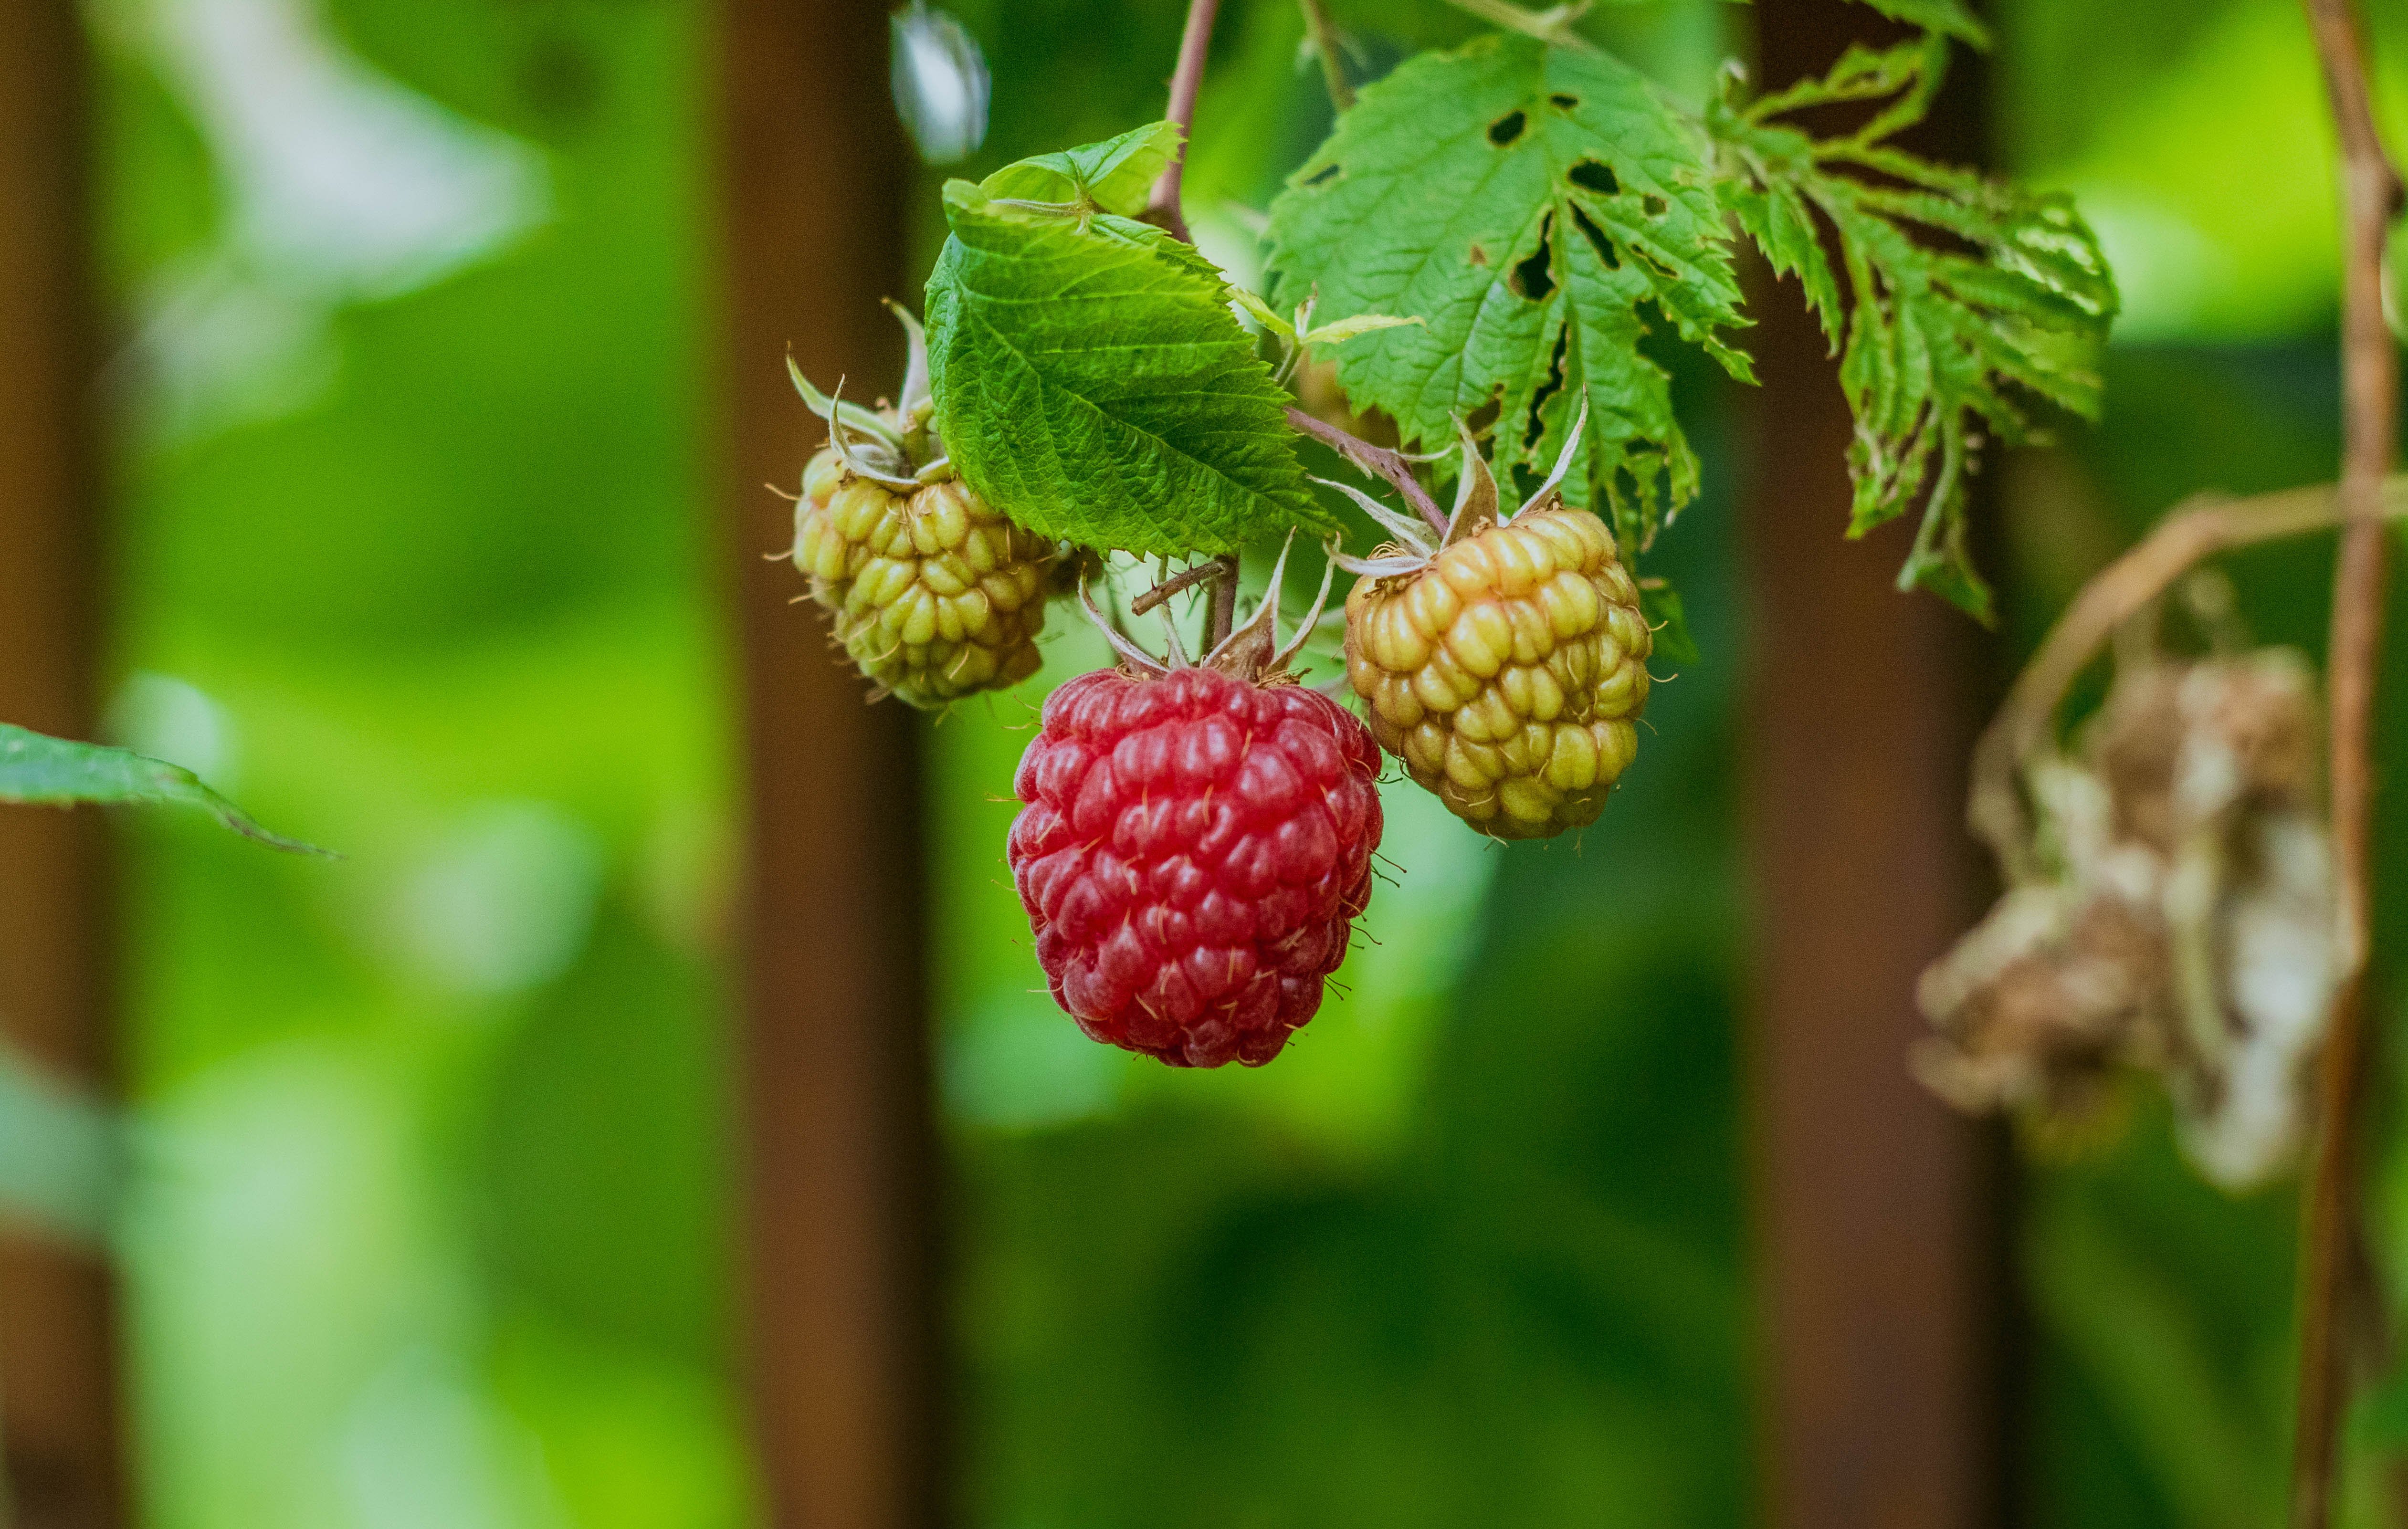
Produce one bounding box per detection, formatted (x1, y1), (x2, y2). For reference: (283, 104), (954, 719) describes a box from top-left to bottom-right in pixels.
(87, 0), (746, 1523)
(18, 0), (2408, 1526)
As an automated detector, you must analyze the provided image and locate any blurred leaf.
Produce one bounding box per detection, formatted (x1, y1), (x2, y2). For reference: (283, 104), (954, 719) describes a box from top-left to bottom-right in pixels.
(473, 909), (733, 1363)
(1847, 0), (1990, 48)
(1711, 40), (2118, 620)
(1266, 34), (1747, 555)
(926, 135), (1328, 555)
(1640, 584), (1698, 666)
(102, 0), (747, 1525)
(2023, 1189), (2277, 1529)
(0, 723), (331, 856)
(0, 1042), (123, 1244)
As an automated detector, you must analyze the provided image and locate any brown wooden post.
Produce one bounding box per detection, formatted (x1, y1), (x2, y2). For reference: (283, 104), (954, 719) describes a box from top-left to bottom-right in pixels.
(1742, 4), (2009, 1528)
(719, 3), (946, 1528)
(0, 4), (126, 1529)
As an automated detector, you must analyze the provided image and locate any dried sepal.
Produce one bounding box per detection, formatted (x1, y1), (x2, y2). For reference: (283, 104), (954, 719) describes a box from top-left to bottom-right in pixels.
(1441, 415), (1501, 547)
(1074, 540), (1335, 686)
(885, 298), (933, 420)
(1514, 398), (1590, 521)
(798, 371), (921, 491)
(1312, 475), (1437, 559)
(1075, 574), (1172, 678)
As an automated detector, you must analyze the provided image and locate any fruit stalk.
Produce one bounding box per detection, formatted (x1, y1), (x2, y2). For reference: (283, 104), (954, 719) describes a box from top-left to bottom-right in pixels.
(1285, 405), (1448, 534)
(1206, 553), (1240, 649)
(2291, 1), (2403, 1523)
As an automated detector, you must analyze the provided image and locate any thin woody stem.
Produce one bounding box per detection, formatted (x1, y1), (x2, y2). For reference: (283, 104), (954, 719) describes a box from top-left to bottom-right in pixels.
(1967, 476), (2408, 880)
(1141, 0), (1233, 652)
(1130, 557), (1231, 616)
(1160, 0), (1437, 563)
(1145, 0), (1222, 243)
(2292, 2), (2404, 1524)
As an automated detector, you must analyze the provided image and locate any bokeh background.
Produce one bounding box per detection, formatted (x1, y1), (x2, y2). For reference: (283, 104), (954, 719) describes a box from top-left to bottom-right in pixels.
(6, 0), (2408, 1525)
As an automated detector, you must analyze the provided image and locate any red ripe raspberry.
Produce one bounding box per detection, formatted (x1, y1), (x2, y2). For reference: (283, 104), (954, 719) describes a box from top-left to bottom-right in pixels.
(1007, 664), (1385, 1068)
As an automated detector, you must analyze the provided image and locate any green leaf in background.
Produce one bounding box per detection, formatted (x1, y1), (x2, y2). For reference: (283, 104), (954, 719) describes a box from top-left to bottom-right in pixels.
(0, 1040), (122, 1245)
(925, 128), (1328, 557)
(1265, 34), (1749, 557)
(1640, 583), (1699, 667)
(0, 723), (332, 856)
(1710, 42), (2117, 621)
(1844, 0), (1991, 48)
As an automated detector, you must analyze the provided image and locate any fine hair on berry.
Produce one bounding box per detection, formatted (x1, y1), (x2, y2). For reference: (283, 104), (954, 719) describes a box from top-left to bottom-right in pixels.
(1008, 664), (1385, 1067)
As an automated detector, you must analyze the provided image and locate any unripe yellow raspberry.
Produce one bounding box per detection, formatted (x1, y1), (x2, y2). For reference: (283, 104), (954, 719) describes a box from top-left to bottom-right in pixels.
(1344, 505), (1649, 838)
(793, 448), (1053, 707)
(1325, 407), (1651, 841)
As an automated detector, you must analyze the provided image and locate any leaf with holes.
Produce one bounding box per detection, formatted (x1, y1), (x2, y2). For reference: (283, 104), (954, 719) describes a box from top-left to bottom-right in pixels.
(926, 130), (1327, 556)
(1711, 42), (2116, 621)
(1265, 33), (1748, 558)
(0, 723), (332, 855)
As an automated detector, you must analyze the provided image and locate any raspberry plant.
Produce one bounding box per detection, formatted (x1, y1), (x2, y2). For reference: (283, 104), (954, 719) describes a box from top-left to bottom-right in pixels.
(785, 0), (2118, 1065)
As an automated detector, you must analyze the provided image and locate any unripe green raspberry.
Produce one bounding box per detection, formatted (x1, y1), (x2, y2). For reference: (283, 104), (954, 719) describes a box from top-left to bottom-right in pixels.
(1343, 504), (1650, 840)
(786, 303), (1058, 709)
(794, 445), (1053, 708)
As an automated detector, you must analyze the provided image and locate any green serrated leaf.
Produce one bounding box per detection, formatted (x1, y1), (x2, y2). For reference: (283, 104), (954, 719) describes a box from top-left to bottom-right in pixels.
(926, 165), (1328, 557)
(1231, 286), (1294, 338)
(1712, 41), (2116, 621)
(1266, 34), (1749, 558)
(1639, 584), (1699, 667)
(978, 120), (1184, 217)
(0, 723), (333, 856)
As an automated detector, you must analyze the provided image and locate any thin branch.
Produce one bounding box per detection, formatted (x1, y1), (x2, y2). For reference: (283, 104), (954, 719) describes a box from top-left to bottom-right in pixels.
(1284, 404), (1448, 533)
(1145, 0), (1222, 244)
(1297, 0), (1355, 111)
(1967, 476), (2408, 880)
(2292, 1), (2403, 1524)
(1129, 557), (1231, 616)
